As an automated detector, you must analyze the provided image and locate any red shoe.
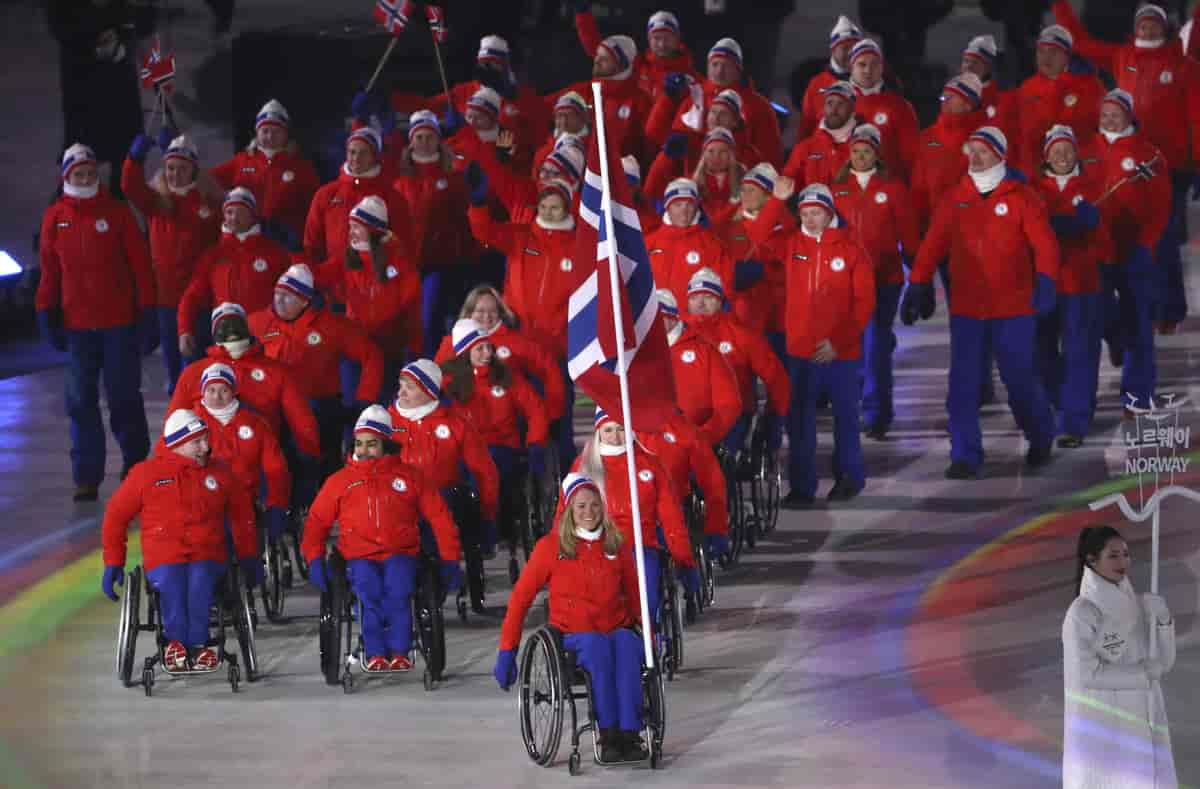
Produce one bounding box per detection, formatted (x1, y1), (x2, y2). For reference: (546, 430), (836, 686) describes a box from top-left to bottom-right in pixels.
(389, 655), (413, 672)
(192, 648), (219, 671)
(164, 640), (188, 671)
(365, 655), (390, 672)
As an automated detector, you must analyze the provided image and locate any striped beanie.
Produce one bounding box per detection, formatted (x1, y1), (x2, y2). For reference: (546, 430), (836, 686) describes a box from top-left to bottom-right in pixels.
(467, 86), (502, 121)
(851, 123), (882, 152)
(408, 109), (440, 140)
(963, 35), (999, 69)
(1042, 124), (1078, 159)
(711, 89), (744, 121)
(223, 187), (257, 214)
(255, 99), (289, 130)
(830, 15), (863, 49)
(348, 125), (382, 155)
(1134, 4), (1168, 27)
(554, 91), (588, 116)
(593, 406), (619, 431)
(561, 472), (602, 508)
(276, 263), (315, 302)
(688, 267), (725, 301)
(647, 11), (680, 36)
(164, 135), (199, 165)
(664, 177), (699, 208)
(350, 195), (389, 231)
(61, 143), (97, 180)
(200, 363), (237, 394)
(400, 359), (442, 400)
(210, 302), (247, 335)
(708, 38), (743, 69)
(656, 287), (679, 317)
(1038, 25), (1073, 54)
(354, 405), (392, 438)
(849, 38), (883, 66)
(544, 146), (584, 184)
(943, 73), (984, 108)
(703, 127), (736, 152)
(798, 183), (836, 215)
(477, 35), (510, 68)
(820, 81), (856, 105)
(164, 409), (209, 449)
(537, 178), (574, 208)
(968, 126), (1008, 160)
(598, 35), (637, 75)
(1102, 88), (1135, 122)
(742, 162), (778, 194)
(452, 318), (489, 356)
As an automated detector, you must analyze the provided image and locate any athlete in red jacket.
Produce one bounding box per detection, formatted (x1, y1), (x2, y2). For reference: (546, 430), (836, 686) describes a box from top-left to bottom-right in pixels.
(911, 75), (989, 234)
(645, 127), (746, 227)
(122, 133), (221, 390)
(960, 35), (1009, 128)
(644, 178), (736, 313)
(209, 99), (319, 249)
(750, 181), (874, 505)
(101, 409), (257, 672)
(906, 127), (1060, 480)
(644, 86), (764, 169)
(639, 414), (729, 556)
(782, 80), (858, 185)
(797, 15), (865, 139)
(37, 143), (155, 499)
(177, 187), (290, 360)
(303, 406), (462, 673)
(716, 164), (788, 337)
(573, 7), (697, 102)
(847, 39), (920, 183)
(552, 35), (655, 163)
(494, 474), (649, 762)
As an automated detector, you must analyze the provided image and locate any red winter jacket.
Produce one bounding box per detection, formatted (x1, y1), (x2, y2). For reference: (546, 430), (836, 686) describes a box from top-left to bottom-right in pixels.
(393, 159), (478, 267)
(1053, 0), (1200, 172)
(640, 415), (727, 537)
(435, 323), (566, 418)
(386, 402), (500, 521)
(781, 124), (854, 185)
(121, 158), (221, 306)
(853, 88), (920, 182)
(643, 92), (764, 165)
(716, 210), (787, 333)
(688, 311), (790, 417)
(446, 365), (550, 450)
(1031, 166), (1113, 295)
(302, 167), (416, 270)
(573, 10), (698, 102)
(980, 81), (1011, 130)
(830, 169), (921, 286)
(1008, 71), (1106, 179)
(645, 220), (736, 311)
(249, 305), (384, 402)
(176, 227), (290, 339)
(313, 238), (422, 358)
(469, 207), (585, 357)
(302, 454), (461, 563)
(551, 76), (654, 163)
(210, 145), (320, 240)
(750, 199), (876, 360)
(170, 343), (320, 458)
(1078, 132), (1171, 261)
(499, 532), (640, 651)
(566, 446), (694, 566)
(199, 403), (291, 510)
(669, 325), (742, 445)
(671, 80), (782, 168)
(910, 174), (1060, 320)
(36, 188), (155, 330)
(910, 110), (986, 232)
(102, 447), (256, 572)
(797, 67), (848, 140)
(644, 154), (743, 227)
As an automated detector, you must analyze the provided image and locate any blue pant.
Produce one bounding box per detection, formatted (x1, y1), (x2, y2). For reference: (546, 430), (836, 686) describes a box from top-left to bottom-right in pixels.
(563, 629), (643, 731)
(862, 283), (903, 429)
(1036, 293), (1101, 437)
(155, 307), (183, 394)
(786, 357), (865, 497)
(147, 560), (225, 647)
(1101, 260), (1156, 409)
(346, 555), (417, 658)
(65, 326), (150, 486)
(948, 315), (1055, 470)
(1156, 174), (1188, 324)
(420, 267), (474, 359)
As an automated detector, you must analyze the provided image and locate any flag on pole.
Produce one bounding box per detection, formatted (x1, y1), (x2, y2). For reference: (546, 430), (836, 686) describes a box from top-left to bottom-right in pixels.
(374, 0), (415, 36)
(425, 4), (448, 43)
(139, 39), (176, 95)
(566, 108), (677, 434)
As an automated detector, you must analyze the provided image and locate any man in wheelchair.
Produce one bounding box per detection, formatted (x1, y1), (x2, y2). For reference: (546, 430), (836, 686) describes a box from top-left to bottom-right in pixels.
(494, 473), (650, 763)
(101, 409), (260, 672)
(303, 406), (463, 672)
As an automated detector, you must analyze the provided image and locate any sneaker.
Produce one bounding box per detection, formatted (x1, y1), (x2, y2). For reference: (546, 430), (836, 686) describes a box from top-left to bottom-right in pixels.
(164, 640), (188, 671)
(365, 655), (390, 672)
(944, 461), (978, 480)
(780, 491), (815, 510)
(826, 479), (863, 502)
(73, 484), (99, 502)
(1057, 434), (1083, 449)
(388, 655), (413, 672)
(862, 423), (889, 441)
(1025, 444), (1054, 469)
(192, 648), (219, 671)
(621, 731), (650, 761)
(598, 728), (623, 763)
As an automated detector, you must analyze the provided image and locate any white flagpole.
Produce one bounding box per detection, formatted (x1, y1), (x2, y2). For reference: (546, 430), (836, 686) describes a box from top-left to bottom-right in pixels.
(590, 81), (655, 670)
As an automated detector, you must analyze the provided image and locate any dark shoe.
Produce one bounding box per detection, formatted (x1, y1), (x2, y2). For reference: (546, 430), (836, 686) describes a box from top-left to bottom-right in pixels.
(780, 491), (815, 510)
(1056, 434), (1083, 449)
(944, 461), (977, 480)
(815, 393), (830, 410)
(1025, 444), (1053, 469)
(599, 728), (623, 763)
(470, 597), (487, 615)
(826, 479), (863, 502)
(862, 423), (889, 441)
(73, 484), (99, 502)
(621, 731), (649, 761)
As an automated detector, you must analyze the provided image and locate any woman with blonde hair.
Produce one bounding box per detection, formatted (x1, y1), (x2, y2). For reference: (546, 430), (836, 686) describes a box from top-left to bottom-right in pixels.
(494, 473), (650, 763)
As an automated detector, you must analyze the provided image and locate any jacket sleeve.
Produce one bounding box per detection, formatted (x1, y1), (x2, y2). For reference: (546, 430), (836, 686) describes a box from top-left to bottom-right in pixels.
(781, 137), (810, 182)
(741, 326), (790, 416)
(573, 10), (602, 57)
(689, 437), (728, 537)
(499, 535), (556, 650)
(749, 96), (783, 169)
(302, 187), (329, 263)
(225, 469), (259, 560)
(120, 158), (162, 219)
(909, 155), (933, 234)
(467, 205), (520, 256)
(748, 197), (791, 246)
(909, 196), (954, 285)
(1051, 1), (1119, 74)
(301, 473), (341, 562)
(513, 378), (550, 447)
(700, 350), (742, 445)
(461, 426), (501, 522)
(1021, 191), (1061, 282)
(280, 376), (321, 458)
(851, 245), (877, 337)
(434, 334), (454, 365)
(894, 102), (921, 183)
(119, 204), (156, 311)
(1138, 156), (1172, 249)
(653, 458), (694, 568)
(518, 332), (566, 415)
(176, 253), (214, 337)
(644, 151), (684, 204)
(259, 428), (293, 510)
(101, 469), (143, 567)
(334, 317), (385, 403)
(1062, 600), (1151, 691)
(418, 475), (462, 562)
(209, 156), (238, 190)
(168, 364), (199, 414)
(891, 182), (921, 259)
(34, 208), (62, 312)
(645, 92), (684, 148)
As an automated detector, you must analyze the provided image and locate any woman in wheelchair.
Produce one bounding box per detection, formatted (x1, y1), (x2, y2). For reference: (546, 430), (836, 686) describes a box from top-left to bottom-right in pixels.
(101, 409), (260, 672)
(494, 474), (649, 763)
(302, 406), (463, 672)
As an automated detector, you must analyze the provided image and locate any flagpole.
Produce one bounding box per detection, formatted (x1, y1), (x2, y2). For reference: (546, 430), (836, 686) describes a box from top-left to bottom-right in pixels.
(590, 81), (655, 670)
(365, 37), (400, 94)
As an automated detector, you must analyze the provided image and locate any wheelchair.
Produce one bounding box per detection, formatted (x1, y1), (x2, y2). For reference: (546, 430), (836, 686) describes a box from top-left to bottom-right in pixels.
(115, 559), (259, 696)
(444, 484), (482, 622)
(656, 552), (685, 681)
(714, 445), (746, 567)
(743, 408), (781, 539)
(517, 625), (666, 774)
(506, 443), (561, 586)
(317, 549), (446, 693)
(258, 510), (296, 624)
(682, 491), (717, 623)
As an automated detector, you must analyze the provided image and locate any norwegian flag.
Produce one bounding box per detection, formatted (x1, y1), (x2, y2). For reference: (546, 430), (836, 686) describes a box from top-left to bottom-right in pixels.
(139, 40), (176, 95)
(566, 106), (676, 433)
(374, 0), (415, 36)
(425, 4), (448, 43)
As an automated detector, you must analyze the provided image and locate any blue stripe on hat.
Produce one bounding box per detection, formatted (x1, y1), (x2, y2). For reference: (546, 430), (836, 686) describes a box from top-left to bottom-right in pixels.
(945, 79), (982, 107)
(664, 184), (698, 205)
(745, 172), (774, 192)
(800, 190), (836, 212)
(593, 407), (610, 428)
(549, 152), (582, 181)
(709, 45), (742, 64)
(453, 327), (485, 355)
(561, 474), (599, 504)
(279, 274), (315, 300)
(689, 278), (725, 299)
(255, 110), (288, 127)
(603, 40), (631, 71)
(970, 128), (1007, 158)
(61, 149), (96, 177)
(478, 47), (509, 62)
(350, 206), (389, 230)
(402, 362), (441, 399)
(659, 301), (679, 317)
(164, 420), (207, 448)
(200, 367), (236, 392)
(357, 419), (392, 437)
(647, 14), (679, 34)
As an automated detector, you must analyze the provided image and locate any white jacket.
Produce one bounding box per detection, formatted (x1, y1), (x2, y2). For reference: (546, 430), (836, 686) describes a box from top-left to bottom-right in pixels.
(1062, 567), (1177, 789)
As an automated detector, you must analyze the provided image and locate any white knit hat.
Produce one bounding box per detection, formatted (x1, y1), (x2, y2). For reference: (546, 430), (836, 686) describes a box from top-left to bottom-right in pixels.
(452, 318), (489, 356)
(400, 359), (443, 400)
(688, 267), (725, 301)
(1038, 25), (1074, 53)
(477, 35), (510, 67)
(708, 37), (743, 69)
(200, 363), (237, 394)
(164, 409), (209, 449)
(164, 135), (199, 164)
(664, 177), (699, 209)
(61, 143), (97, 179)
(276, 263), (315, 302)
(223, 187), (257, 214)
(830, 15), (864, 49)
(798, 183), (836, 215)
(347, 125), (382, 155)
(408, 109), (440, 140)
(543, 145), (585, 185)
(467, 86), (502, 121)
(354, 405), (393, 438)
(963, 34), (999, 68)
(255, 99), (290, 130)
(210, 302), (247, 335)
(598, 35), (637, 76)
(742, 162), (778, 194)
(646, 11), (680, 36)
(622, 155), (641, 185)
(349, 195), (389, 230)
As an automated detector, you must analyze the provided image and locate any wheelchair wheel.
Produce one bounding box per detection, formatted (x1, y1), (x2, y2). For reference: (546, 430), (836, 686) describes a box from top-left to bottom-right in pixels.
(643, 665), (667, 766)
(115, 566), (142, 686)
(518, 627), (566, 767)
(232, 569), (259, 682)
(417, 560), (446, 681)
(692, 543), (715, 612)
(722, 457), (745, 569)
(321, 554), (349, 685)
(261, 538), (286, 624)
(660, 566), (684, 680)
(288, 508), (309, 581)
(537, 443), (560, 535)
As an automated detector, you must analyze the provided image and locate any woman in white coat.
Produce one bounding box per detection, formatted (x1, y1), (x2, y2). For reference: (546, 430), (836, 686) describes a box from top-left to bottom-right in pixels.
(1062, 526), (1177, 789)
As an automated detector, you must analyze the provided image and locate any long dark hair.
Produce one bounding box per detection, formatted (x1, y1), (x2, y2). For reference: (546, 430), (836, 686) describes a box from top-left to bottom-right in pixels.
(440, 354), (512, 403)
(1075, 525), (1125, 596)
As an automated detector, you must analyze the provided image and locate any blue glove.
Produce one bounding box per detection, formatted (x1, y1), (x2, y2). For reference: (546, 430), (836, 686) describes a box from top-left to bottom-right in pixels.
(262, 218), (299, 251)
(129, 133), (153, 163)
(572, 0), (592, 13)
(677, 566), (701, 596)
(706, 534), (730, 560)
(734, 259), (764, 291)
(663, 132), (688, 161)
(240, 557), (264, 588)
(1074, 199), (1100, 231)
(265, 506), (288, 542)
(493, 648), (517, 690)
(465, 162), (489, 206)
(102, 565), (124, 602)
(378, 106), (397, 136)
(1048, 213), (1085, 239)
(440, 560), (464, 593)
(37, 309), (67, 352)
(309, 557), (328, 593)
(664, 73), (688, 102)
(156, 125), (176, 153)
(441, 107), (465, 137)
(136, 308), (159, 356)
(1032, 273), (1057, 317)
(528, 444), (546, 477)
(900, 282), (935, 325)
(350, 90), (374, 120)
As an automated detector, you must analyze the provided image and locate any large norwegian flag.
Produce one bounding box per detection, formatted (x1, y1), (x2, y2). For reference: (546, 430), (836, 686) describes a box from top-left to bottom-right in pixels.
(567, 116), (677, 433)
(374, 0), (415, 36)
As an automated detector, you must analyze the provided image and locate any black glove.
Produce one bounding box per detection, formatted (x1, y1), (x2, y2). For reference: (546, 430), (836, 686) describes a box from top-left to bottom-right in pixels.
(1048, 213), (1085, 240)
(663, 132), (688, 161)
(734, 259), (764, 291)
(664, 73), (688, 102)
(900, 282), (935, 326)
(465, 162), (489, 206)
